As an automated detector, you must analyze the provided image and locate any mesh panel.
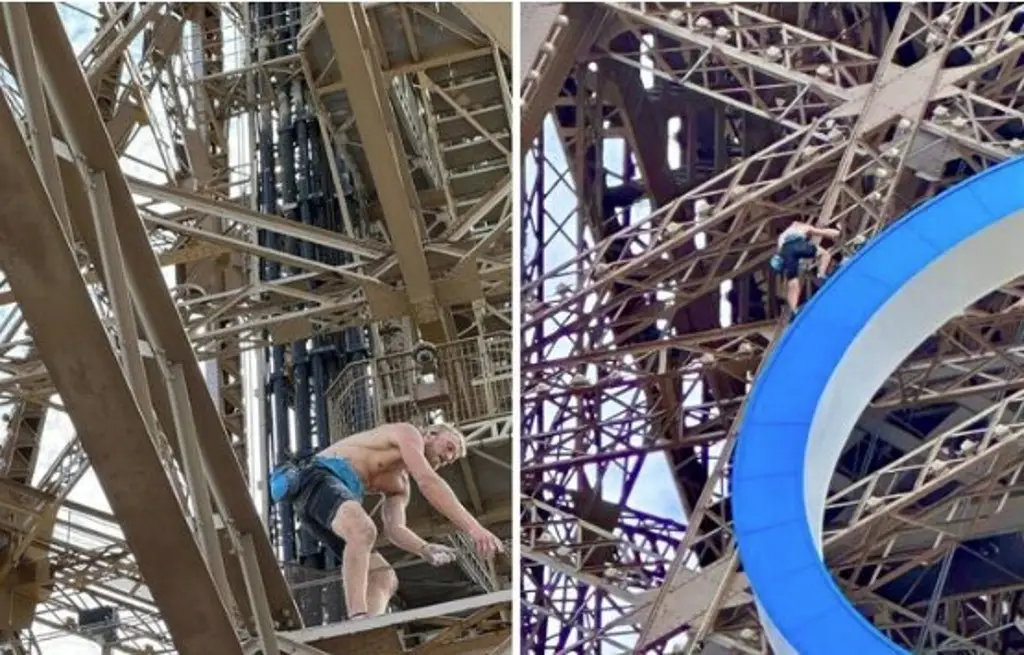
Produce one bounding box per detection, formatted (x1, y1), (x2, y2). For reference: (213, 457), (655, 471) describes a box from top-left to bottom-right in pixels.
(327, 333), (512, 437)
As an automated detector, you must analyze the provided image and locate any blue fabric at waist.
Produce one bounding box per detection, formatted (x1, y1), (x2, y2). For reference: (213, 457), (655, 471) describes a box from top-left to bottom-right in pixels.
(313, 456), (366, 500)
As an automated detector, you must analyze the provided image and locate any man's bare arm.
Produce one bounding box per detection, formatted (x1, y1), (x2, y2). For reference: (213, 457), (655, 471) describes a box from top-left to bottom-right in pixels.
(808, 225), (840, 239)
(390, 424), (482, 533)
(380, 487), (429, 556)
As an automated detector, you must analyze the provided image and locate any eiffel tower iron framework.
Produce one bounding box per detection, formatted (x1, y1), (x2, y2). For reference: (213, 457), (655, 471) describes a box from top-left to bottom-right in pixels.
(0, 2), (513, 654)
(522, 3), (1024, 653)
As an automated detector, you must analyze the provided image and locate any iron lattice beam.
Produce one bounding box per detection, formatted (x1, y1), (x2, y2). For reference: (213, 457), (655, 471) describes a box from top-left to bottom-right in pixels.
(522, 3), (1024, 653)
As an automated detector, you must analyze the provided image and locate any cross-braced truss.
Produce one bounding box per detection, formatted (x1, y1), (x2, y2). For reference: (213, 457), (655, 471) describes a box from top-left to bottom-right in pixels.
(0, 2), (512, 654)
(522, 3), (1024, 653)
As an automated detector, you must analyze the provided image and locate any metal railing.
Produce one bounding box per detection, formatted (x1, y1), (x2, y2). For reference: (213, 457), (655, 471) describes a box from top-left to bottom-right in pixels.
(327, 333), (512, 438)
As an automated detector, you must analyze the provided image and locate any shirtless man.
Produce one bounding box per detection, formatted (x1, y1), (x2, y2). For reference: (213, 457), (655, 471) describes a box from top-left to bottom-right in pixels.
(292, 422), (504, 620)
(770, 220), (840, 314)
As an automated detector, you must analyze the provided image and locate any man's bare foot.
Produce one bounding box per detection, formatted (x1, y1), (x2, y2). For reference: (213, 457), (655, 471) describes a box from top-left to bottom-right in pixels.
(348, 612), (368, 622)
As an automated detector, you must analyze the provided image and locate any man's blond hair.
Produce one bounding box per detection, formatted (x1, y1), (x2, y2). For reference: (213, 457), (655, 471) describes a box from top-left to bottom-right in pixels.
(424, 422), (467, 459)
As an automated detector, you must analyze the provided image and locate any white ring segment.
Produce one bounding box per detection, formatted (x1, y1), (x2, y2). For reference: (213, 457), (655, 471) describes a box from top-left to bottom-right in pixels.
(732, 155), (1024, 654)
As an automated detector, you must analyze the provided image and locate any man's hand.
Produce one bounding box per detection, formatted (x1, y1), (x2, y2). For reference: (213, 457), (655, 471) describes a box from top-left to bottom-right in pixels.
(468, 524), (504, 558)
(420, 543), (459, 567)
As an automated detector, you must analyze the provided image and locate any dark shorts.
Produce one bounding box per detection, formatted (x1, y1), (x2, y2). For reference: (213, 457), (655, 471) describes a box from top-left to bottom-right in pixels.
(295, 464), (363, 558)
(778, 236), (818, 280)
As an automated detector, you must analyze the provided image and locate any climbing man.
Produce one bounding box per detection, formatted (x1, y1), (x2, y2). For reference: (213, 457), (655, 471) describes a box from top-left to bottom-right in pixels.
(770, 220), (840, 314)
(286, 422), (504, 621)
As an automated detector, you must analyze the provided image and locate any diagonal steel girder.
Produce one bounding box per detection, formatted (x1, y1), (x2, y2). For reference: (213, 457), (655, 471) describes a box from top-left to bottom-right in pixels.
(127, 176), (390, 260)
(520, 2), (565, 87)
(322, 3), (452, 343)
(21, 0), (298, 637)
(0, 38), (241, 654)
(520, 3), (611, 152)
(454, 3), (511, 55)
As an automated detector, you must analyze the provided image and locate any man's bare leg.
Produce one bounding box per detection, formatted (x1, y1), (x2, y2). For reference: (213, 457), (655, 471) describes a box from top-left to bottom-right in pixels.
(331, 501), (377, 619)
(366, 552), (399, 616)
(815, 246), (832, 278)
(786, 278), (801, 313)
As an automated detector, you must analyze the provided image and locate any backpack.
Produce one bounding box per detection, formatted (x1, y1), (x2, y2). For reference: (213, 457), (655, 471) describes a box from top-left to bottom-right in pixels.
(269, 461), (302, 504)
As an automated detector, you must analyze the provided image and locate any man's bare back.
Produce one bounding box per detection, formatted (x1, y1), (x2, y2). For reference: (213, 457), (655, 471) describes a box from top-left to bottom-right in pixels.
(318, 425), (410, 497)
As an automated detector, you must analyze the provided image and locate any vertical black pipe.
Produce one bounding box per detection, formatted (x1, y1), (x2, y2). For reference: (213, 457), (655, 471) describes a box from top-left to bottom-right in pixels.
(270, 358), (292, 566)
(305, 86), (347, 624)
(291, 106), (312, 460)
(304, 111), (330, 451)
(271, 3), (286, 52)
(290, 81), (323, 625)
(255, 3), (272, 283)
(264, 380), (275, 531)
(285, 2), (300, 47)
(278, 78), (298, 261)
